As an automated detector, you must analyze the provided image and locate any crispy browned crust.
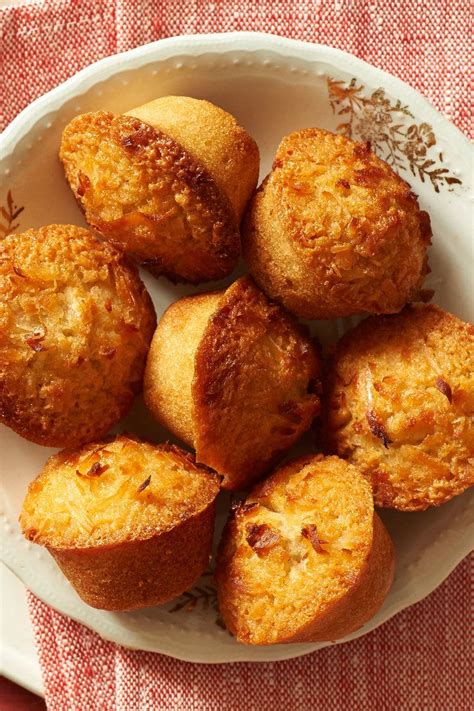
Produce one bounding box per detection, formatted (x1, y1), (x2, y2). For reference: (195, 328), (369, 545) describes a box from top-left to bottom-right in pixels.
(49, 504), (216, 610)
(243, 128), (432, 319)
(60, 112), (240, 284)
(324, 304), (474, 510)
(0, 225), (156, 448)
(193, 277), (321, 489)
(216, 455), (395, 644)
(126, 96), (260, 224)
(20, 436), (220, 610)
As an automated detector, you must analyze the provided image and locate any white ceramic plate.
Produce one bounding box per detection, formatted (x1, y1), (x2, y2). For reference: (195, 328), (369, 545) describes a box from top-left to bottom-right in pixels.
(0, 32), (472, 664)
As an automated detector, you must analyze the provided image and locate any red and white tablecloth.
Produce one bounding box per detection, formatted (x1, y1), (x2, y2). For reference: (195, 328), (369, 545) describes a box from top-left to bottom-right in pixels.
(1, 1), (472, 709)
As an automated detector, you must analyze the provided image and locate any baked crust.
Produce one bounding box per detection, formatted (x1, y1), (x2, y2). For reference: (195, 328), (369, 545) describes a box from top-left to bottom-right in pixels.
(144, 277), (322, 490)
(193, 277), (321, 489)
(20, 436), (220, 610)
(243, 128), (432, 318)
(325, 304), (474, 510)
(126, 96), (260, 224)
(143, 292), (222, 446)
(60, 98), (259, 284)
(216, 454), (395, 644)
(0, 225), (156, 447)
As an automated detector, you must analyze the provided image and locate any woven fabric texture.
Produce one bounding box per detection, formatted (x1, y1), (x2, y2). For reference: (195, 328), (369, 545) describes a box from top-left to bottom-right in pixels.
(1, 0), (472, 709)
(1, 0), (472, 135)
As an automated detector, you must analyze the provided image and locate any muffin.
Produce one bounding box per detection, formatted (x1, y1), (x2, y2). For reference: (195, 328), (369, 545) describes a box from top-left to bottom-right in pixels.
(325, 304), (474, 510)
(216, 454), (395, 644)
(144, 276), (321, 490)
(0, 225), (156, 448)
(20, 436), (220, 610)
(243, 128), (432, 319)
(60, 96), (260, 284)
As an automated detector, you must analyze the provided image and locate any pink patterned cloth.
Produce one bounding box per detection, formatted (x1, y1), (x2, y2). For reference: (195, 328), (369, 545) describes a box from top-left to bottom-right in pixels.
(1, 1), (472, 708)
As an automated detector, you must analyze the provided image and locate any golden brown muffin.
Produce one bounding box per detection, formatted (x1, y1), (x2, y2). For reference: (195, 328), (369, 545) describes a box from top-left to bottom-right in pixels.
(243, 128), (432, 319)
(20, 435), (220, 610)
(325, 304), (474, 511)
(60, 96), (260, 284)
(144, 276), (321, 490)
(216, 454), (395, 644)
(0, 225), (156, 448)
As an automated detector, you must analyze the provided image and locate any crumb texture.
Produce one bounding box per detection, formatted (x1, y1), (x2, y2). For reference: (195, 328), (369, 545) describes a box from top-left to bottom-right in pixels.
(0, 225), (156, 447)
(326, 304), (474, 510)
(20, 436), (220, 549)
(217, 455), (394, 644)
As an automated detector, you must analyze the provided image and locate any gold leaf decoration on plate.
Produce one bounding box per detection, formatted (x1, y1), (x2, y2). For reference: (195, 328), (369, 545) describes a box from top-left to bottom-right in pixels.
(328, 78), (462, 192)
(167, 568), (227, 630)
(0, 190), (24, 237)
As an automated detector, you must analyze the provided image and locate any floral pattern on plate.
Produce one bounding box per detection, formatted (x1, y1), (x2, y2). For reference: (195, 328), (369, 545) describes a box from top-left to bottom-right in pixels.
(0, 190), (24, 238)
(328, 78), (462, 192)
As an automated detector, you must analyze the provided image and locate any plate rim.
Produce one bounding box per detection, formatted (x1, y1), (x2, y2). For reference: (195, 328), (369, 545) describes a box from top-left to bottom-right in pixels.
(1, 32), (472, 152)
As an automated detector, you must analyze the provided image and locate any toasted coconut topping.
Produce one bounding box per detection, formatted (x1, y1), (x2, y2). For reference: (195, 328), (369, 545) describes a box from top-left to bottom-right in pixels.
(76, 461), (109, 478)
(25, 340), (46, 352)
(25, 326), (48, 352)
(232, 501), (259, 516)
(246, 523), (281, 556)
(121, 127), (151, 150)
(13, 265), (27, 278)
(77, 172), (90, 197)
(0, 225), (157, 448)
(26, 325), (47, 339)
(435, 377), (452, 403)
(301, 524), (327, 554)
(137, 475), (151, 493)
(215, 455), (389, 645)
(366, 410), (392, 448)
(243, 128), (432, 319)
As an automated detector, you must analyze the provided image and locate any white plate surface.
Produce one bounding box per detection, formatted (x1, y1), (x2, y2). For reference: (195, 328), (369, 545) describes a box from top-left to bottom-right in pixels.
(0, 32), (473, 663)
